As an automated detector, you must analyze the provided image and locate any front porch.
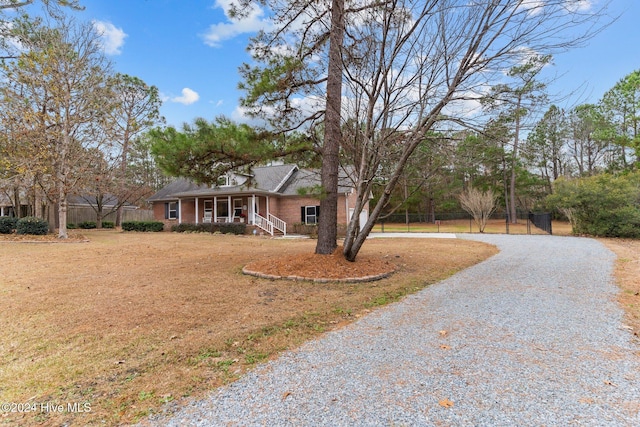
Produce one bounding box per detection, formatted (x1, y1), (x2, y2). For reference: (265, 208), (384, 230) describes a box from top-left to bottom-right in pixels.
(179, 194), (286, 236)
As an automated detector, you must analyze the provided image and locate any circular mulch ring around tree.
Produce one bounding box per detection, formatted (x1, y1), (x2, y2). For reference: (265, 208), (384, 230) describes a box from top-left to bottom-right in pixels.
(242, 247), (397, 283)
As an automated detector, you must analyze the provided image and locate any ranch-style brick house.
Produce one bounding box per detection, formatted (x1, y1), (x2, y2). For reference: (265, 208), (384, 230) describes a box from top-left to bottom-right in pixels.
(148, 164), (368, 235)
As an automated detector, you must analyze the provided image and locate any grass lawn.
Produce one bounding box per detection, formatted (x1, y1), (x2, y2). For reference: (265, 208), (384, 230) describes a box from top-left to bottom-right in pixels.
(0, 230), (497, 426)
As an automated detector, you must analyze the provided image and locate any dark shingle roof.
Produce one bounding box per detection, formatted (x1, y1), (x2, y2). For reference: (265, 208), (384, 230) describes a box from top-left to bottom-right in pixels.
(147, 178), (208, 201)
(148, 164), (355, 201)
(278, 167), (354, 195)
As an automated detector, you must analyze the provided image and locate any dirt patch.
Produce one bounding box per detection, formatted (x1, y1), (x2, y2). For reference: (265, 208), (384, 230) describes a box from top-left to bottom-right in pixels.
(0, 231), (496, 426)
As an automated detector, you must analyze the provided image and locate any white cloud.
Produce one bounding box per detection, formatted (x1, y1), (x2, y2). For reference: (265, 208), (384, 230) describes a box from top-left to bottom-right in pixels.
(172, 88), (200, 105)
(92, 20), (127, 55)
(564, 0), (593, 13)
(513, 0), (545, 17)
(202, 0), (270, 48)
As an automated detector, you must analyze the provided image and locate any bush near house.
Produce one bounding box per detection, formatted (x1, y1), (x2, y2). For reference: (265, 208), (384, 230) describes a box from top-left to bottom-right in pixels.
(16, 217), (48, 235)
(122, 221), (165, 232)
(292, 223), (318, 237)
(0, 216), (18, 234)
(171, 222), (246, 235)
(291, 223), (348, 238)
(77, 221), (115, 229)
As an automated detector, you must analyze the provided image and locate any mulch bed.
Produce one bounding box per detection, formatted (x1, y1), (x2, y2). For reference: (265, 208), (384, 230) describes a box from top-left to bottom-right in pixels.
(243, 246), (397, 282)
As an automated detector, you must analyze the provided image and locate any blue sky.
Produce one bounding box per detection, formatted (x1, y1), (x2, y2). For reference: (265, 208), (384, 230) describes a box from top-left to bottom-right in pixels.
(61, 0), (640, 128)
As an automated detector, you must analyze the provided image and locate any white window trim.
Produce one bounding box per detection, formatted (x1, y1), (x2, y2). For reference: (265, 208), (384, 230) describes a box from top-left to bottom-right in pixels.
(168, 201), (178, 220)
(305, 205), (318, 225)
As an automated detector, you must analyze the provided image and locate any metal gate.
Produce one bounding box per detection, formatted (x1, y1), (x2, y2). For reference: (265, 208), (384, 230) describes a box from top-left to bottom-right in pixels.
(528, 212), (552, 234)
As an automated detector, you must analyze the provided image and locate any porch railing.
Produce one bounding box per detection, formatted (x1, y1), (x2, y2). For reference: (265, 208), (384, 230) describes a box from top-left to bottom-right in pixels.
(253, 213), (286, 236)
(269, 213), (286, 236)
(253, 213), (274, 236)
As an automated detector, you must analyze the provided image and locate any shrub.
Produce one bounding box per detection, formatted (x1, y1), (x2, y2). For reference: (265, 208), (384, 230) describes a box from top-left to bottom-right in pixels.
(547, 172), (640, 238)
(67, 223), (78, 229)
(0, 216), (18, 234)
(16, 216), (49, 235)
(79, 221), (97, 229)
(292, 223), (318, 237)
(171, 223), (201, 233)
(171, 222), (246, 235)
(585, 206), (640, 238)
(102, 221), (115, 229)
(122, 221), (165, 232)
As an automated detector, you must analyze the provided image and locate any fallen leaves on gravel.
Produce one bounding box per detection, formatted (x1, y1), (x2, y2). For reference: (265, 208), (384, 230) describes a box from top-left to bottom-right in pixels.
(439, 398), (454, 408)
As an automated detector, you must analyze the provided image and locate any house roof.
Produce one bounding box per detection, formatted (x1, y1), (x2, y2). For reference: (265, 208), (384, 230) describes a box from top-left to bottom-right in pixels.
(147, 178), (208, 202)
(148, 164), (355, 201)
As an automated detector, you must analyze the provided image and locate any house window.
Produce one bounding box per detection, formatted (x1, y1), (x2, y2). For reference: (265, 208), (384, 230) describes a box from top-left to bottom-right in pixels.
(216, 175), (229, 187)
(216, 199), (229, 219)
(233, 199), (243, 219)
(165, 202), (178, 219)
(301, 205), (320, 224)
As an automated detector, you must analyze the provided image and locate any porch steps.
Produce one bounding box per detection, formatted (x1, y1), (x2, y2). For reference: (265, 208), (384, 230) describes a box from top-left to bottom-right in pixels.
(253, 213), (286, 236)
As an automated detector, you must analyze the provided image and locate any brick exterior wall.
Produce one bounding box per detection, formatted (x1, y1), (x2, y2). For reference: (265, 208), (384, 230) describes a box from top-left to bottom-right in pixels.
(181, 199), (196, 223)
(151, 191), (369, 231)
(152, 201), (178, 230)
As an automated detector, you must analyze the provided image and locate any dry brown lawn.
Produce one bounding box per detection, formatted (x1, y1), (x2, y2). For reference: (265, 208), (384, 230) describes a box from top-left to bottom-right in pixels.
(0, 230), (497, 426)
(600, 239), (640, 340)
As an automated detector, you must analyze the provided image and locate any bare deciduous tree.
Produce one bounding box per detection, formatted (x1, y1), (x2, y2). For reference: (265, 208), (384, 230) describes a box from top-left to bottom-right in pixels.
(338, 0), (609, 260)
(1, 17), (112, 238)
(459, 187), (497, 233)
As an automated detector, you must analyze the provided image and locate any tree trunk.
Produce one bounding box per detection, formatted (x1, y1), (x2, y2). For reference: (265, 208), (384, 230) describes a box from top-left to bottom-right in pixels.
(13, 186), (21, 218)
(34, 188), (42, 219)
(116, 130), (130, 227)
(404, 179), (409, 226)
(315, 0), (344, 255)
(47, 203), (56, 233)
(429, 197), (435, 223)
(115, 206), (122, 228)
(509, 96), (522, 224)
(58, 192), (68, 239)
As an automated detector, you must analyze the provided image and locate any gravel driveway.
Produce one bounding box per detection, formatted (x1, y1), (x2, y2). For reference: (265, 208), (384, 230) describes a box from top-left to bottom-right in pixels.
(147, 234), (640, 426)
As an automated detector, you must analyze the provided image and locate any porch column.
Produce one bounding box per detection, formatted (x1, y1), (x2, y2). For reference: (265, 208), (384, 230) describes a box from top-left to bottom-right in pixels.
(266, 196), (270, 217)
(178, 199), (182, 224)
(214, 196), (217, 222)
(195, 197), (199, 224)
(228, 196), (232, 222)
(252, 194), (256, 224)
